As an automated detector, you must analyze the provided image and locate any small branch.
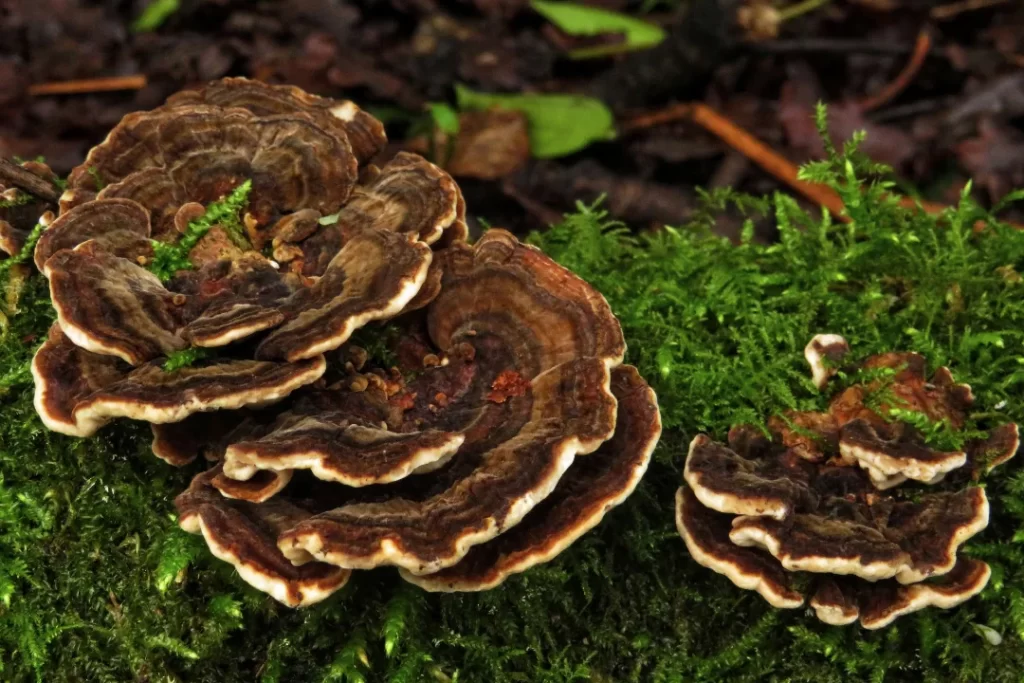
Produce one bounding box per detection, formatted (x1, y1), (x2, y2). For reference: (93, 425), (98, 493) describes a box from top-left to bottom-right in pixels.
(622, 103), (848, 219)
(777, 0), (832, 23)
(0, 158), (60, 204)
(856, 31), (932, 113)
(749, 39), (913, 56)
(28, 75), (148, 96)
(931, 0), (1008, 20)
(620, 103), (1022, 228)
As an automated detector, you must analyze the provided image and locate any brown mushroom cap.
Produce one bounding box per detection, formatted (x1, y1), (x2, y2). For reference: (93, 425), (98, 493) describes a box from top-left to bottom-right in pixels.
(804, 333), (850, 391)
(839, 419), (968, 483)
(45, 241), (190, 365)
(43, 172), (450, 366)
(678, 481), (992, 628)
(676, 335), (1008, 627)
(255, 229), (433, 362)
(729, 506), (913, 581)
(0, 163), (57, 257)
(685, 430), (989, 583)
(296, 153), (464, 277)
(676, 486), (805, 608)
(150, 412), (240, 466)
(32, 324), (325, 437)
(188, 229), (628, 573)
(166, 77), (386, 165)
(967, 422), (1020, 474)
(404, 364), (660, 591)
(0, 219), (28, 257)
(221, 404), (466, 487)
(176, 467), (350, 607)
(881, 487), (990, 584)
(683, 434), (815, 520)
(97, 169), (189, 242)
(810, 558), (991, 630)
(34, 198), (152, 272)
(276, 356), (618, 574)
(210, 468), (294, 503)
(427, 229), (626, 376)
(68, 103), (358, 233)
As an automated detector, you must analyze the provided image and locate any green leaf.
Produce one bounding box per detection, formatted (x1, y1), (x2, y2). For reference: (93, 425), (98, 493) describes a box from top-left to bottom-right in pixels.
(132, 0), (180, 32)
(428, 103), (461, 135)
(993, 188), (1024, 214)
(531, 0), (666, 58)
(455, 85), (614, 158)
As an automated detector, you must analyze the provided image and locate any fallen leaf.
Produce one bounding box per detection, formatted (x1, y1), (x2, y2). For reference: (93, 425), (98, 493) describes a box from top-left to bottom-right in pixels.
(447, 108), (531, 179)
(531, 0), (666, 58)
(455, 84), (615, 158)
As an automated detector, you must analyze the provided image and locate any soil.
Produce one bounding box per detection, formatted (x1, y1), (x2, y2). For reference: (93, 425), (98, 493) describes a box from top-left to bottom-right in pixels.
(2, 0), (1022, 235)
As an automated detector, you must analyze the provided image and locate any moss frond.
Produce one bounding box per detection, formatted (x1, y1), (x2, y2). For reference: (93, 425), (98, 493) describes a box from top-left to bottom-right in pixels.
(148, 179), (252, 281)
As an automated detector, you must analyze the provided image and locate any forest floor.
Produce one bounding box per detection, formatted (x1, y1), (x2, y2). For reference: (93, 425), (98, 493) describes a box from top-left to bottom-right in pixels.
(3, 0), (1024, 237)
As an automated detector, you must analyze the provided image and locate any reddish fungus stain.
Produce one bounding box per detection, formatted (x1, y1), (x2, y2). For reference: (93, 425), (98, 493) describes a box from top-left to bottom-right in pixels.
(392, 391), (418, 410)
(486, 370), (529, 404)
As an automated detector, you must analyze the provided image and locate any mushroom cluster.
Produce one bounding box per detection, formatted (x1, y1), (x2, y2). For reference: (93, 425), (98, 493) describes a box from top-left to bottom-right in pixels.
(0, 159), (59, 260)
(676, 335), (1018, 628)
(32, 78), (661, 605)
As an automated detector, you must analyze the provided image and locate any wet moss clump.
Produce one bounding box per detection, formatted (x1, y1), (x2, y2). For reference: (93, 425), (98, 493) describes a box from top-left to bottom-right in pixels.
(3, 130), (1024, 682)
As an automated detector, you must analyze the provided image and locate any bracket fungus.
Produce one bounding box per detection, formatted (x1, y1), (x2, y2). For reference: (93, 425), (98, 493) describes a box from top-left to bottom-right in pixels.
(170, 228), (658, 604)
(32, 78), (467, 437)
(30, 78), (659, 605)
(0, 160), (59, 259)
(677, 334), (1017, 628)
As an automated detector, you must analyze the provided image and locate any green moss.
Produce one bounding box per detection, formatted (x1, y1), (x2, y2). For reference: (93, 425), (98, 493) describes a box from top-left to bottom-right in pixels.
(162, 347), (213, 373)
(0, 217), (49, 280)
(3, 136), (1024, 682)
(0, 192), (35, 210)
(148, 180), (252, 281)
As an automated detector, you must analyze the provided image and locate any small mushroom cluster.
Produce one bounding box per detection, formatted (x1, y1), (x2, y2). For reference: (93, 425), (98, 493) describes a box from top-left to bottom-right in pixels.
(32, 78), (662, 605)
(0, 159), (59, 259)
(676, 335), (1018, 629)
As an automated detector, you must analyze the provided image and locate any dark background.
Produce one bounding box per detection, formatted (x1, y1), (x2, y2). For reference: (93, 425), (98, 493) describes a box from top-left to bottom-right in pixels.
(4, 0), (1023, 235)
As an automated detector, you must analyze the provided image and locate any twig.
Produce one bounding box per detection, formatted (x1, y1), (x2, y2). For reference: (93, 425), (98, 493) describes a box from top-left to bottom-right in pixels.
(28, 75), (147, 96)
(931, 0), (1009, 20)
(777, 0), (832, 22)
(856, 31), (931, 112)
(623, 103), (847, 219)
(620, 103), (1021, 228)
(749, 39), (913, 55)
(0, 158), (59, 204)
(870, 97), (955, 123)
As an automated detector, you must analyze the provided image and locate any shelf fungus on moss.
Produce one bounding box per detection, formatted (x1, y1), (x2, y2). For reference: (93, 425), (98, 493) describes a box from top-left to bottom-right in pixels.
(0, 160), (60, 259)
(403, 364), (660, 592)
(32, 78), (470, 439)
(676, 334), (1017, 628)
(174, 229), (660, 604)
(164, 77), (386, 166)
(176, 466), (351, 608)
(32, 324), (325, 438)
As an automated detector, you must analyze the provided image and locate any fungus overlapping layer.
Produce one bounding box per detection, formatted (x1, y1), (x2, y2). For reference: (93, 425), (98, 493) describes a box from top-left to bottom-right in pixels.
(30, 77), (660, 605)
(32, 78), (466, 436)
(0, 160), (58, 259)
(676, 334), (1017, 628)
(173, 229), (659, 603)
